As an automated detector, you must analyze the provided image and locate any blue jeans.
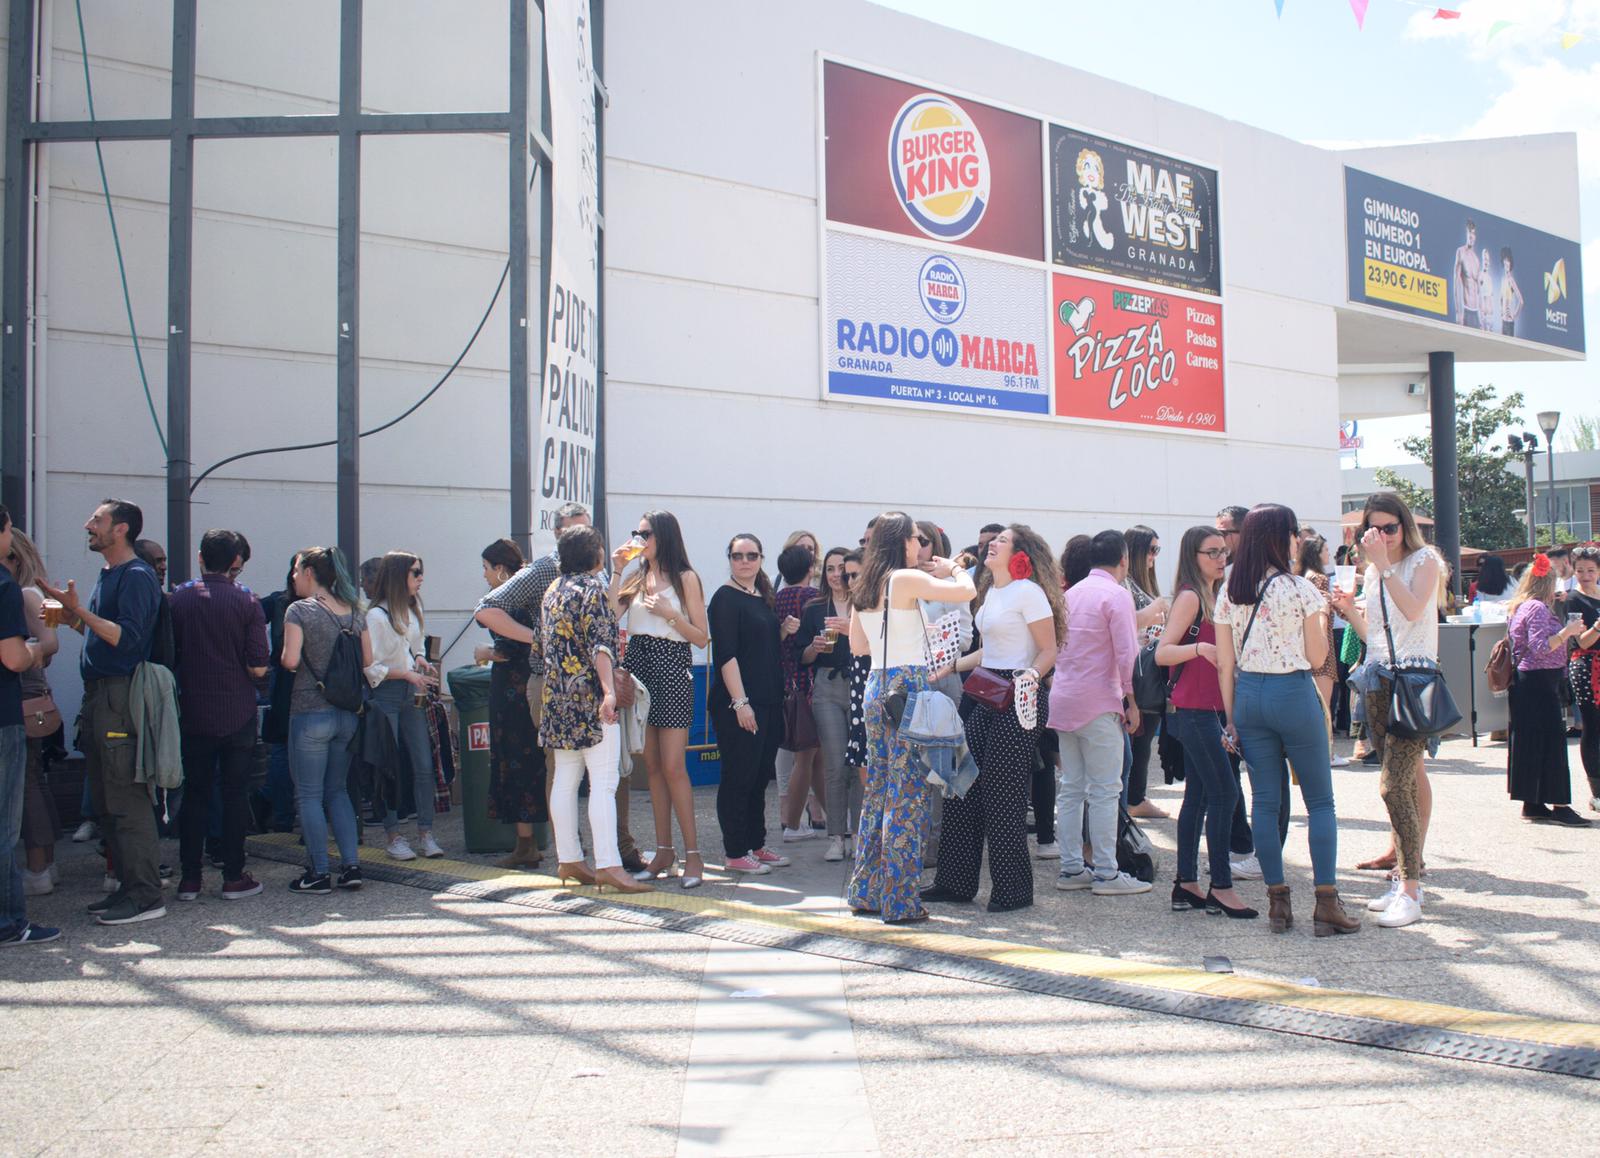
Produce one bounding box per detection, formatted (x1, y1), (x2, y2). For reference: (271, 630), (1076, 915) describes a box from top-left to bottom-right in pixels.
(1233, 670), (1337, 886)
(1171, 709), (1238, 887)
(0, 725), (27, 934)
(289, 707), (360, 876)
(1055, 713), (1125, 879)
(373, 681), (436, 834)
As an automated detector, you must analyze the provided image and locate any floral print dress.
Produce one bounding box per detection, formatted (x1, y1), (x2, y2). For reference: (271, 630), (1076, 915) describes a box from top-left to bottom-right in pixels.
(539, 572), (619, 751)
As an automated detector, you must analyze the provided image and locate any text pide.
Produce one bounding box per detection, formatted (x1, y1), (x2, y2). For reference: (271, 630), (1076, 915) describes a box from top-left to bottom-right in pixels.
(541, 281), (597, 504)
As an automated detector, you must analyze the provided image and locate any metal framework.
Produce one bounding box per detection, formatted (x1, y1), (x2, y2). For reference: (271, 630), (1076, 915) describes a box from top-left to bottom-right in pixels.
(1, 0), (605, 583)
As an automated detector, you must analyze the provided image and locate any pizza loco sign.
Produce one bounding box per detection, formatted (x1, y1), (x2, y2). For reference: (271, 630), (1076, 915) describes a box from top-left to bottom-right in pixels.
(820, 59), (1226, 433)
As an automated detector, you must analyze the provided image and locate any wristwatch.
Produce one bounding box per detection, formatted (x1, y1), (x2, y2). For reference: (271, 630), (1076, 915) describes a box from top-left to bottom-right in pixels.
(731, 697), (751, 708)
(1381, 566), (1397, 580)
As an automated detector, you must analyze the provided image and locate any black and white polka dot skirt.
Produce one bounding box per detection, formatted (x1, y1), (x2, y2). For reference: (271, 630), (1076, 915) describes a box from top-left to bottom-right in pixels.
(623, 633), (695, 729)
(845, 654), (871, 766)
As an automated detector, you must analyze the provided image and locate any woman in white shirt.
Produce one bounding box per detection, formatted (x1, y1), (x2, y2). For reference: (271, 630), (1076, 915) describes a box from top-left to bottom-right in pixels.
(1216, 504), (1357, 938)
(365, 552), (443, 861)
(924, 525), (1063, 914)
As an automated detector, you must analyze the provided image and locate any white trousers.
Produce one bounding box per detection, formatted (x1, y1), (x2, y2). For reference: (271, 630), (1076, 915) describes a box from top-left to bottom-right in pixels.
(551, 724), (622, 869)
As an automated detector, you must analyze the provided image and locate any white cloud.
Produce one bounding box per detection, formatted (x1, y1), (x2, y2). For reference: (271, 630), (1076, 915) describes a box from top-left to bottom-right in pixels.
(1465, 57), (1600, 175)
(1404, 0), (1598, 59)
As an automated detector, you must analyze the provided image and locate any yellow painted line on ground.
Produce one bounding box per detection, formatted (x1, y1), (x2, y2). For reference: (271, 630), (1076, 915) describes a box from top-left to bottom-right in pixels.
(251, 833), (1600, 1051)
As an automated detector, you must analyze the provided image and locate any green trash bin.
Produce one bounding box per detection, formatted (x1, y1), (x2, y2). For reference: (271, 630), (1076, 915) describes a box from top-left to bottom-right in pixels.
(448, 664), (520, 854)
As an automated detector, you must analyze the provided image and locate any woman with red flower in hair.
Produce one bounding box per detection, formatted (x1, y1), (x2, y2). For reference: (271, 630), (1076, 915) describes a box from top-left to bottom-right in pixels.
(923, 526), (1064, 913)
(1503, 553), (1591, 827)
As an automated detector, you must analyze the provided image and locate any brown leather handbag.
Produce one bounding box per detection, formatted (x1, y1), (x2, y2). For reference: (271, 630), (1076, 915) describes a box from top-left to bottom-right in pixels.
(963, 666), (1015, 713)
(22, 694), (61, 740)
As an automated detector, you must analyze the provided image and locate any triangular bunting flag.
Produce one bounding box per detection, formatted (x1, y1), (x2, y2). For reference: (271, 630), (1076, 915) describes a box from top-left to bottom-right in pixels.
(1275, 0), (1286, 16)
(1488, 20), (1514, 40)
(1561, 32), (1582, 50)
(1349, 0), (1369, 29)
(1433, 8), (1461, 19)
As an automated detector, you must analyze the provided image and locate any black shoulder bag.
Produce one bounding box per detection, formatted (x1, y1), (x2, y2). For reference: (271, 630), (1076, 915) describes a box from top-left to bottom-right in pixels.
(1377, 573), (1460, 739)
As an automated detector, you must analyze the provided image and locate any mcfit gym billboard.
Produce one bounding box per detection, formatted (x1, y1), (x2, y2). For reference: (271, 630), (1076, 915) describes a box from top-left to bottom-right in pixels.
(1345, 168), (1584, 353)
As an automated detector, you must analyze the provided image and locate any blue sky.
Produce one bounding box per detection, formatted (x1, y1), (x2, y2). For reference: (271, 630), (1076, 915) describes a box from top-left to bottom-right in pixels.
(873, 0), (1599, 463)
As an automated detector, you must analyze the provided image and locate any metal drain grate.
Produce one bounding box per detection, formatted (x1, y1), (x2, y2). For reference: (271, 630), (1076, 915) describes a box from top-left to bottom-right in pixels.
(248, 837), (1600, 1080)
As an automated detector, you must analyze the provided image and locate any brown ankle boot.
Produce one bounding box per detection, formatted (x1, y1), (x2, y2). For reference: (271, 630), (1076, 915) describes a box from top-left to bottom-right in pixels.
(497, 836), (541, 870)
(1313, 884), (1360, 937)
(1266, 884), (1293, 933)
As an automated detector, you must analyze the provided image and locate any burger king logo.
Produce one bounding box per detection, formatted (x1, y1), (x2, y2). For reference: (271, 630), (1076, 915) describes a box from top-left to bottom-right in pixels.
(888, 94), (990, 241)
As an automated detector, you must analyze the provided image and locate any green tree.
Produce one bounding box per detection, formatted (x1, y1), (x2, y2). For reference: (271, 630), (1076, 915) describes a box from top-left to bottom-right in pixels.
(1560, 412), (1600, 452)
(1536, 525), (1578, 548)
(1373, 384), (1528, 551)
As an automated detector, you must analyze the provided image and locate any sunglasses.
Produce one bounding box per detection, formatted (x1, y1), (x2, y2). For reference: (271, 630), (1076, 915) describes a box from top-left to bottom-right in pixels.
(728, 551), (762, 563)
(858, 537), (868, 546)
(410, 566), (425, 577)
(1369, 522), (1402, 537)
(914, 535), (931, 547)
(1197, 548), (1228, 560)
(226, 565), (243, 578)
(634, 528), (654, 540)
(844, 572), (861, 583)
(1148, 545), (1161, 557)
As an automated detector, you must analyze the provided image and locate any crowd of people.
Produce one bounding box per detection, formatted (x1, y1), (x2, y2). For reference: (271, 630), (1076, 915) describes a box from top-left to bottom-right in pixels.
(3, 491), (1596, 948)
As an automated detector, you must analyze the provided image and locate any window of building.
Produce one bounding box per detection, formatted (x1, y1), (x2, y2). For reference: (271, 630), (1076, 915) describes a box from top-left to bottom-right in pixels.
(1532, 483), (1591, 541)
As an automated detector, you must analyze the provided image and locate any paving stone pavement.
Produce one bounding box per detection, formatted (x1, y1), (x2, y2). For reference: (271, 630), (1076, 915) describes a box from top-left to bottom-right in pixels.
(4, 734), (1598, 1155)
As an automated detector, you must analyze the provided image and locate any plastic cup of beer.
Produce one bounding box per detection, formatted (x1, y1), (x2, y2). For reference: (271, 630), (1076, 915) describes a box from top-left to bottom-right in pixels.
(41, 598), (65, 627)
(620, 536), (645, 564)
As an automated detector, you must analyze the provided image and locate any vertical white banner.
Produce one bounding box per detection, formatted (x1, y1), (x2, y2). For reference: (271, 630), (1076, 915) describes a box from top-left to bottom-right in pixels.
(534, 0), (599, 552)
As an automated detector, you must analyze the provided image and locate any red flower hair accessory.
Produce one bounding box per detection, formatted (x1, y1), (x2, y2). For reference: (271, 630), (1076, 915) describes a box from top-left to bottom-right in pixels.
(1531, 554), (1552, 578)
(1009, 551), (1034, 581)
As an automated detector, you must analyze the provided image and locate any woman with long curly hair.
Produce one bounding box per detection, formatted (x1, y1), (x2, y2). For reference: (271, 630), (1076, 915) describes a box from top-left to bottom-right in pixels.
(923, 525), (1062, 913)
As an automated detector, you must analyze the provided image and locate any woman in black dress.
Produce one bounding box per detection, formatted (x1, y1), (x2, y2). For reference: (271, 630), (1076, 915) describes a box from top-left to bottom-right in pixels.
(476, 538), (549, 868)
(1566, 546), (1600, 813)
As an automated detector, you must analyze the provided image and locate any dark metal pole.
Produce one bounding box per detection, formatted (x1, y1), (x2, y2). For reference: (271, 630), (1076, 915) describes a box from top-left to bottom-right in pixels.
(2, 0), (37, 523)
(1523, 449), (1537, 549)
(166, 0), (197, 583)
(1546, 447), (1559, 545)
(1428, 351), (1461, 600)
(336, 0), (362, 569)
(591, 0), (607, 540)
(508, 0), (531, 554)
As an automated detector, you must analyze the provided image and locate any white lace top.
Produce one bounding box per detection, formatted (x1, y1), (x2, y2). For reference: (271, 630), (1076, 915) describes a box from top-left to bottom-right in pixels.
(1362, 547), (1440, 666)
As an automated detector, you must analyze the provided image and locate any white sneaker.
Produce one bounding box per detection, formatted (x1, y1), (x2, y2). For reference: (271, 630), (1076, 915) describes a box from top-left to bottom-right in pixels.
(782, 826), (818, 842)
(1366, 877), (1402, 912)
(1331, 755), (1352, 768)
(386, 837), (417, 861)
(1376, 889), (1423, 928)
(418, 833), (444, 859)
(1229, 853), (1263, 880)
(1055, 868), (1097, 891)
(1092, 872), (1154, 896)
(73, 820), (97, 843)
(22, 869), (53, 896)
(1034, 841), (1061, 859)
(824, 836), (845, 862)
(1590, 795), (1600, 813)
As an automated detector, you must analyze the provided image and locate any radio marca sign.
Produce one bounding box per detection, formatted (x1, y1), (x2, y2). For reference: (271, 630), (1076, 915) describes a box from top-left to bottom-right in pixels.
(825, 232), (1049, 415)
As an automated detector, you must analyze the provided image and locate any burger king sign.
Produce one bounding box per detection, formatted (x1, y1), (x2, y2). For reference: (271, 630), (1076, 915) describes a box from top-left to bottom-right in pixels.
(888, 94), (990, 240)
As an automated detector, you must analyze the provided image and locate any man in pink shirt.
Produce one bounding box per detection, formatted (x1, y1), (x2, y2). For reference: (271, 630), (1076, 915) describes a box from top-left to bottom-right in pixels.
(1049, 530), (1150, 895)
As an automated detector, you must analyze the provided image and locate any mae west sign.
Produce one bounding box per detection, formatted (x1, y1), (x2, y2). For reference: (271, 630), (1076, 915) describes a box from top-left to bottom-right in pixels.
(1050, 125), (1221, 297)
(1053, 273), (1225, 432)
(826, 232), (1049, 415)
(822, 60), (1043, 261)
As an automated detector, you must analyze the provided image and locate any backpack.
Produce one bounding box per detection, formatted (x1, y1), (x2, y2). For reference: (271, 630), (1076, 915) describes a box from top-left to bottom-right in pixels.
(303, 603), (367, 713)
(1484, 635), (1514, 696)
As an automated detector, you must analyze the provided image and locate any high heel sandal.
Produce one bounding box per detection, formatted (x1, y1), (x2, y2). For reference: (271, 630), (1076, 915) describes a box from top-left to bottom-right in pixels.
(633, 845), (676, 882)
(680, 850), (704, 890)
(556, 861), (596, 888)
(594, 866), (651, 894)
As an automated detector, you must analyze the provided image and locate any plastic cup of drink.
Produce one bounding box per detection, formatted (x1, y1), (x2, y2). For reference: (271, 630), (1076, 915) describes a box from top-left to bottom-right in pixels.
(41, 599), (65, 627)
(620, 538), (645, 563)
(1334, 565), (1356, 593)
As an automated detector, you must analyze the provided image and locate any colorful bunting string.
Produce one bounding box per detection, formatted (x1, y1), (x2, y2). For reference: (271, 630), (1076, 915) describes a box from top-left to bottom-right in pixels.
(1268, 1), (1596, 51)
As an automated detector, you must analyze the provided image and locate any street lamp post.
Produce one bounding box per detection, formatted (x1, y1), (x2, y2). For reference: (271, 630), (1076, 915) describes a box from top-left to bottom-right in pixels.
(1538, 411), (1562, 545)
(1507, 432), (1539, 549)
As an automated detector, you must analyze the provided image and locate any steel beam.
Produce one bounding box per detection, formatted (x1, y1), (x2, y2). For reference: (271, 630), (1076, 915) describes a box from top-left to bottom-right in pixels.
(336, 0), (363, 568)
(2, 0), (36, 523)
(508, 0), (532, 553)
(1429, 351), (1461, 600)
(165, 0), (197, 583)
